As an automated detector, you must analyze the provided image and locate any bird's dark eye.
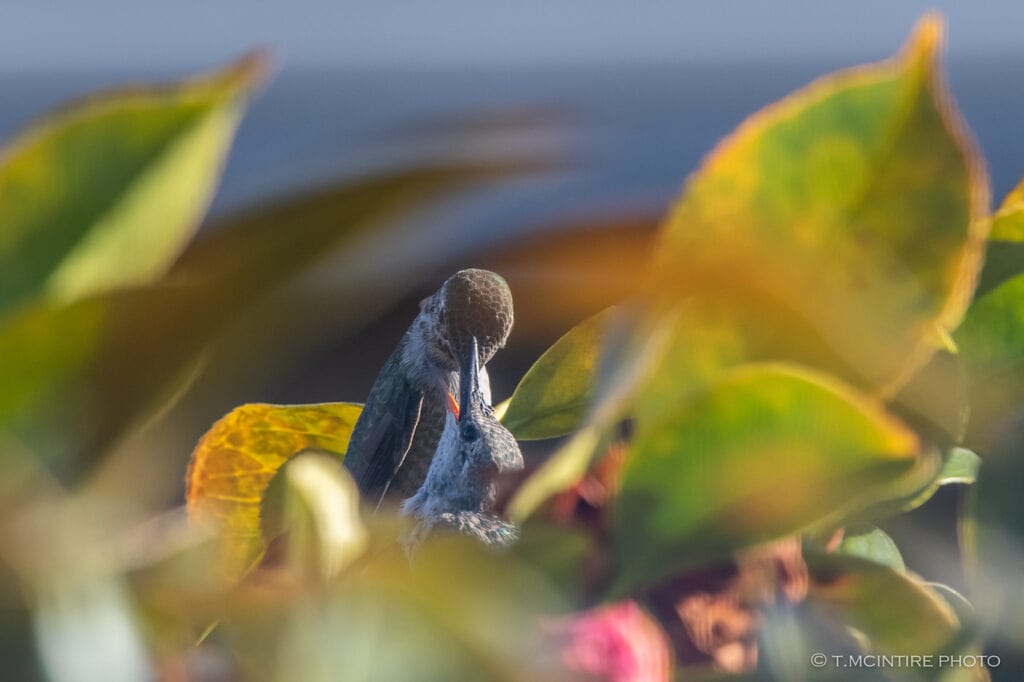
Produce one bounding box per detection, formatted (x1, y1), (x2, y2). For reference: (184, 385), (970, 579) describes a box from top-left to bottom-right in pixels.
(460, 422), (480, 442)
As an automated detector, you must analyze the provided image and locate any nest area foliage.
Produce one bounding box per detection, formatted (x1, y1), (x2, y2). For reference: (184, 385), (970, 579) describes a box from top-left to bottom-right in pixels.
(0, 14), (1022, 682)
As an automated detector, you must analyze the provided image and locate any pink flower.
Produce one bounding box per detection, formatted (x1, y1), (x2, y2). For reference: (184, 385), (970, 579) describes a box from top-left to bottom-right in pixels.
(553, 601), (672, 682)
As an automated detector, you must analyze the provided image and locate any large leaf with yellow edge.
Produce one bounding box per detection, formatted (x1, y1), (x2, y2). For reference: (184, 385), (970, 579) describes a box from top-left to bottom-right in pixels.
(503, 19), (984, 521)
(0, 53), (267, 313)
(650, 16), (987, 395)
(611, 363), (921, 594)
(186, 402), (362, 578)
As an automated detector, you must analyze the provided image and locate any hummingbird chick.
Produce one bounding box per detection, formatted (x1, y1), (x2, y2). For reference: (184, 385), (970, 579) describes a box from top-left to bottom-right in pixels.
(345, 269), (514, 508)
(402, 337), (524, 549)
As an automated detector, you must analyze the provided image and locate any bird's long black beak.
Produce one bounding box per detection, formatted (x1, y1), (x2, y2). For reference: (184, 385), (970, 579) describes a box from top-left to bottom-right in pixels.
(458, 336), (480, 422)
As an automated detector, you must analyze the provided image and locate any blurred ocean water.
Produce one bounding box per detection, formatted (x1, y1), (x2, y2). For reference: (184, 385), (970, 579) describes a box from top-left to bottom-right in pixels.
(2, 57), (1022, 233)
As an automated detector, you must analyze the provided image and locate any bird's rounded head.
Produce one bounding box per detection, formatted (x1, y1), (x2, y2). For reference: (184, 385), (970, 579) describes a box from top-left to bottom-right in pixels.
(442, 269), (513, 366)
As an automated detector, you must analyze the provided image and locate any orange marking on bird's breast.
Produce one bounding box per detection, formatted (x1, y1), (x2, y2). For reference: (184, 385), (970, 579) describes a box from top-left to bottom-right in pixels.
(446, 391), (460, 420)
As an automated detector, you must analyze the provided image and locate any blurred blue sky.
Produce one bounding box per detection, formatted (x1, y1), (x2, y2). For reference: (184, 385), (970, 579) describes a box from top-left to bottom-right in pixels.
(3, 1), (1023, 227)
(2, 1), (1023, 70)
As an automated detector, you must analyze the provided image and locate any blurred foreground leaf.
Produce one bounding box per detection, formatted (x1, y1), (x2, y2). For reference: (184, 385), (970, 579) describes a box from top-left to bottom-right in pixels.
(33, 577), (151, 682)
(969, 415), (1024, 651)
(650, 16), (986, 394)
(0, 158), (540, 476)
(612, 364), (921, 593)
(0, 53), (267, 312)
(506, 17), (985, 527)
(186, 402), (361, 578)
(270, 452), (368, 583)
(807, 554), (959, 656)
(956, 272), (1024, 447)
(224, 534), (572, 682)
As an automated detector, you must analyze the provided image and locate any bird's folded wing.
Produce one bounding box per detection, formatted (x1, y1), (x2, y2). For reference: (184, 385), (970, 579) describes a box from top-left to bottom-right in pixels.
(345, 347), (424, 505)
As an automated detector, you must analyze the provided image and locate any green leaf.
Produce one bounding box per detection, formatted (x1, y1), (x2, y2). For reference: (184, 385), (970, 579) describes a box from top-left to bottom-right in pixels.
(988, 178), (1024, 241)
(955, 272), (1024, 447)
(873, 446), (979, 519)
(186, 402), (362, 579)
(0, 53), (267, 312)
(225, 533), (570, 682)
(0, 158), (540, 475)
(973, 180), (1024, 300)
(807, 554), (959, 656)
(501, 308), (613, 440)
(837, 526), (906, 571)
(936, 447), (980, 485)
(612, 363), (921, 593)
(270, 451), (368, 583)
(975, 241), (1024, 300)
(506, 311), (677, 523)
(650, 16), (987, 394)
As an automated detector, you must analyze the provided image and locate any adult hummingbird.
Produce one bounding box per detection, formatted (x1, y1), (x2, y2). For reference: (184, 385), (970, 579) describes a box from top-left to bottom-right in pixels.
(402, 336), (524, 548)
(345, 269), (514, 507)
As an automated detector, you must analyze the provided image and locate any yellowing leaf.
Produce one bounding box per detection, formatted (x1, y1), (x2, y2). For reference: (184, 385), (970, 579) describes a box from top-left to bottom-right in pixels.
(612, 363), (920, 593)
(185, 402), (362, 578)
(650, 16), (987, 394)
(507, 17), (986, 525)
(0, 53), (268, 312)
